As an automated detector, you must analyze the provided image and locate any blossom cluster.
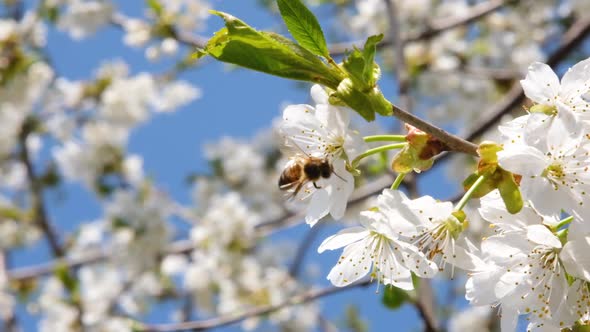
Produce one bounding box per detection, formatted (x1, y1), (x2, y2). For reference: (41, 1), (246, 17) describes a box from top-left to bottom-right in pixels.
(2, 0), (590, 331)
(276, 57), (590, 331)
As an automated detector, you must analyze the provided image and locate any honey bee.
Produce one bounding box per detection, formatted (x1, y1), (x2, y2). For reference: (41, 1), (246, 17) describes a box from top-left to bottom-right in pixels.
(278, 156), (334, 197)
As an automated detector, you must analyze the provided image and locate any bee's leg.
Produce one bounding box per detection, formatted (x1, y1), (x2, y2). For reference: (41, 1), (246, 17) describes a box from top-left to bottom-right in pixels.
(313, 182), (322, 189)
(293, 182), (304, 196)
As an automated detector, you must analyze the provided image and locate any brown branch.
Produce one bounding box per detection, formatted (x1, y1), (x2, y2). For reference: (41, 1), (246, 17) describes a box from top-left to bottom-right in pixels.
(383, 1), (439, 330)
(112, 0), (508, 55)
(391, 103), (479, 155)
(433, 16), (590, 166)
(8, 15), (590, 286)
(18, 118), (64, 257)
(7, 175), (393, 282)
(139, 279), (372, 331)
(109, 13), (207, 49)
(329, 0), (511, 56)
(289, 223), (323, 277)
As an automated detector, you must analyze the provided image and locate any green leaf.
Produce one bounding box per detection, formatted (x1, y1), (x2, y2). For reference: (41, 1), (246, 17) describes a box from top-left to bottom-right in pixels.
(332, 78), (391, 121)
(342, 34), (383, 89)
(205, 11), (343, 88)
(382, 285), (410, 309)
(277, 0), (329, 58)
(361, 34), (383, 86)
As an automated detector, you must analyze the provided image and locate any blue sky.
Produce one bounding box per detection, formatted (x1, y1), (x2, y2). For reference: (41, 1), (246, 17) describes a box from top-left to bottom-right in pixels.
(9, 1), (468, 331)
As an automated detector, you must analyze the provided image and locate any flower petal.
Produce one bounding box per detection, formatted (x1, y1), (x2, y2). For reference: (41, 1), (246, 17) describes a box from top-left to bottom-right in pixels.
(560, 57), (590, 101)
(326, 240), (371, 287)
(526, 224), (561, 248)
(520, 62), (560, 105)
(305, 188), (330, 226)
(560, 236), (590, 282)
(497, 145), (548, 176)
(327, 159), (354, 220)
(310, 84), (329, 105)
(318, 227), (369, 253)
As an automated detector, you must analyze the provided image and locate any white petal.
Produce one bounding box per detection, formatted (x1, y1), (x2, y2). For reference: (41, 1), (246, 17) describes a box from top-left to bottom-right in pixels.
(547, 105), (582, 152)
(520, 62), (560, 105)
(282, 104), (315, 122)
(318, 227), (369, 253)
(310, 84), (329, 105)
(526, 224), (561, 248)
(326, 240), (371, 287)
(315, 104), (350, 137)
(481, 233), (530, 265)
(497, 145), (548, 176)
(344, 131), (368, 161)
(445, 238), (485, 271)
(479, 190), (544, 229)
(327, 159), (354, 220)
(378, 190), (423, 236)
(499, 115), (528, 144)
(560, 57), (590, 100)
(561, 236), (590, 282)
(405, 195), (454, 225)
(395, 241), (438, 278)
(521, 177), (571, 216)
(495, 271), (525, 299)
(522, 112), (552, 149)
(305, 188), (330, 226)
(465, 265), (503, 305)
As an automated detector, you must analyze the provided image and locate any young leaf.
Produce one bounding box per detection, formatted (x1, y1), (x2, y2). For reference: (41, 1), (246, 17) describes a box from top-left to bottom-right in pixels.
(361, 34), (383, 86)
(204, 11), (343, 88)
(277, 0), (329, 58)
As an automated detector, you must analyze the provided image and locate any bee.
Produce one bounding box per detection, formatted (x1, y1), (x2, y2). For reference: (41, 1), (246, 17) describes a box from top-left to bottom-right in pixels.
(278, 156), (334, 197)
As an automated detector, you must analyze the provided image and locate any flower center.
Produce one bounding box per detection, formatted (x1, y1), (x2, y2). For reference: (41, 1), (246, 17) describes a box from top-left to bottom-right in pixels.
(414, 216), (462, 264)
(543, 162), (565, 180)
(530, 104), (557, 115)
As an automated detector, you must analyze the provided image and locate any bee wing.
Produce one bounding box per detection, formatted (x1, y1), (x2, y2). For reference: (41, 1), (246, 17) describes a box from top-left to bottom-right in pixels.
(279, 140), (312, 158)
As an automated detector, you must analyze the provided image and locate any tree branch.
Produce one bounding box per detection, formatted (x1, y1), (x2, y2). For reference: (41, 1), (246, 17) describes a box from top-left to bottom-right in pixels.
(139, 279), (372, 331)
(7, 175), (394, 282)
(109, 13), (208, 49)
(433, 16), (590, 166)
(18, 119), (64, 257)
(390, 103), (479, 155)
(329, 0), (511, 56)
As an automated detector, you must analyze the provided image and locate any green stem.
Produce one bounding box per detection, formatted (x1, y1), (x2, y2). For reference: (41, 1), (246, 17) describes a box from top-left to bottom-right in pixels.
(351, 143), (406, 169)
(391, 173), (406, 190)
(363, 135), (406, 143)
(552, 216), (574, 232)
(455, 174), (486, 211)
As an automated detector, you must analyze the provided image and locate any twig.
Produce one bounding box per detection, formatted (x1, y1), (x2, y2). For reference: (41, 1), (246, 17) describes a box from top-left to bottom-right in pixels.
(7, 175), (393, 282)
(109, 13), (207, 49)
(383, 1), (438, 329)
(414, 280), (438, 332)
(433, 16), (590, 165)
(329, 0), (511, 56)
(390, 103), (479, 155)
(113, 0), (508, 55)
(0, 251), (18, 332)
(139, 279), (372, 331)
(18, 119), (64, 257)
(289, 223), (323, 277)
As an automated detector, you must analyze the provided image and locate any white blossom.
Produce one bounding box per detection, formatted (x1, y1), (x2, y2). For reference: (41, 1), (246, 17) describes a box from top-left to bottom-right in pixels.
(58, 0), (113, 39)
(318, 190), (438, 288)
(278, 84), (366, 226)
(497, 116), (590, 216)
(466, 191), (590, 331)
